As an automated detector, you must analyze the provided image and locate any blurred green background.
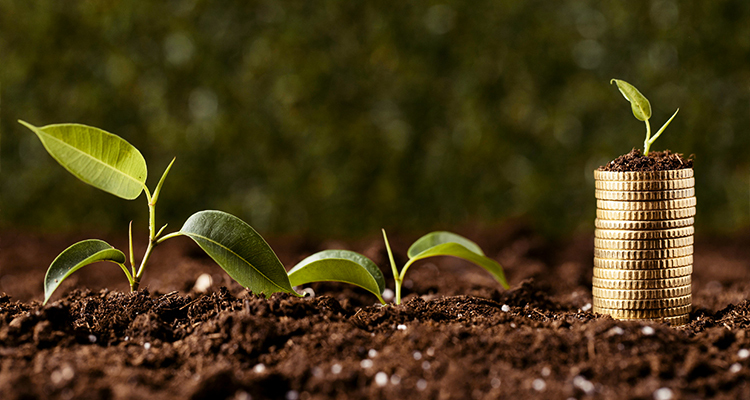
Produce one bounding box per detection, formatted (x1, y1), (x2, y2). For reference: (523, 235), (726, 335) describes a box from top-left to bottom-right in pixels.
(1, 1), (748, 238)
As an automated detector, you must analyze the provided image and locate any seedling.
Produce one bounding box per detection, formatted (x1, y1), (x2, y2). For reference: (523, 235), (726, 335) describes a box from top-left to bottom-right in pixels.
(20, 121), (300, 304)
(610, 79), (680, 155)
(288, 229), (508, 305)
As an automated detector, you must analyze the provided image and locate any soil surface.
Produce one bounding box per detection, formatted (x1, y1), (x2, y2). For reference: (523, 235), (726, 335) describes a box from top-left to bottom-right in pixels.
(1, 224), (749, 399)
(599, 149), (694, 172)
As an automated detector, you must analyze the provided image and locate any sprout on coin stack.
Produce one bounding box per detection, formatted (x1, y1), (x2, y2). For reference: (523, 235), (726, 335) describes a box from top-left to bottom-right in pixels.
(593, 80), (694, 326)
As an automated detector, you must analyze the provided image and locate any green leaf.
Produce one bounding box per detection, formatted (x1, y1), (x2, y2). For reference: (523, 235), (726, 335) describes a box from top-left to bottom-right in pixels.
(178, 210), (298, 296)
(610, 79), (652, 122)
(408, 231), (484, 258)
(44, 239), (127, 305)
(19, 121), (147, 200)
(404, 232), (508, 289)
(151, 157), (175, 205)
(288, 250), (386, 303)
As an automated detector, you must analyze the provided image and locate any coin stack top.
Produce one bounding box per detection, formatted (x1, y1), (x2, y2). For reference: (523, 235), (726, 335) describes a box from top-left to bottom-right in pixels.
(593, 167), (694, 327)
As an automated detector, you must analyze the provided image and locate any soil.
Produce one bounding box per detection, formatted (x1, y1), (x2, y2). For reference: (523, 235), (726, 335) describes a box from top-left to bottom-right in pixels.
(1, 224), (750, 400)
(599, 149), (694, 172)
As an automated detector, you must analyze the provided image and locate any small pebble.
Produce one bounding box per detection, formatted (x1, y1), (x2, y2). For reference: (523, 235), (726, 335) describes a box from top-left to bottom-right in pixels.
(416, 379), (428, 391)
(368, 349), (378, 358)
(501, 304), (510, 312)
(390, 374), (401, 385)
(608, 326), (625, 336)
(285, 390), (299, 400)
(88, 334), (97, 343)
(642, 326), (655, 336)
(510, 323), (517, 328)
(331, 364), (342, 374)
(738, 349), (750, 359)
(491, 377), (501, 388)
(253, 364), (266, 374)
(193, 273), (213, 293)
(397, 324), (407, 331)
(302, 288), (315, 298)
(311, 367), (323, 377)
(573, 375), (595, 394)
(143, 342), (152, 350)
(426, 347), (435, 357)
(653, 387), (674, 400)
(541, 366), (551, 377)
(581, 303), (592, 312)
(422, 361), (431, 370)
(730, 363), (742, 373)
(532, 378), (546, 391)
(413, 351), (422, 360)
(374, 372), (388, 386)
(360, 359), (373, 369)
(382, 289), (395, 302)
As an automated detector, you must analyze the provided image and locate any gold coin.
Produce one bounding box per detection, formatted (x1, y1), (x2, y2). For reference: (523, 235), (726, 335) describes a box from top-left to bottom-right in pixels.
(593, 294), (691, 310)
(594, 246), (693, 260)
(616, 314), (689, 326)
(594, 236), (693, 250)
(592, 285), (691, 300)
(592, 305), (691, 318)
(594, 169), (694, 181)
(595, 188), (695, 201)
(595, 178), (694, 191)
(594, 256), (693, 270)
(595, 218), (694, 230)
(593, 265), (692, 280)
(596, 208), (696, 221)
(592, 276), (691, 289)
(596, 197), (697, 211)
(595, 227), (694, 240)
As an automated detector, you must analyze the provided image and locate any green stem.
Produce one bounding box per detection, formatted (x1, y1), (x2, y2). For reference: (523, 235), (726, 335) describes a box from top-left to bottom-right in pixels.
(643, 119), (652, 156)
(381, 229), (402, 304)
(132, 187), (157, 292)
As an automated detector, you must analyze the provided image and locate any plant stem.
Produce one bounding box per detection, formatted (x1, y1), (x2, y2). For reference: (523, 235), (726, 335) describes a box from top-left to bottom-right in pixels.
(132, 188), (157, 292)
(643, 119), (652, 156)
(381, 229), (402, 304)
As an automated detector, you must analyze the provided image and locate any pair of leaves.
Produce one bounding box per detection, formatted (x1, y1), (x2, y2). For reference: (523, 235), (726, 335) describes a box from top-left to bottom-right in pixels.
(43, 211), (300, 304)
(288, 231), (508, 304)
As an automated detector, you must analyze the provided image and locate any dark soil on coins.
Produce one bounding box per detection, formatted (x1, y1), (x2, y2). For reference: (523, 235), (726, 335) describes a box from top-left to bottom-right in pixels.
(1, 224), (749, 399)
(599, 149), (694, 172)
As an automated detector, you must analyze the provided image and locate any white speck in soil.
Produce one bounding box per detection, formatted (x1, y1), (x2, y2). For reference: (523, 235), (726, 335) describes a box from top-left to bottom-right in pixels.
(413, 351), (422, 360)
(581, 303), (592, 312)
(311, 367), (323, 378)
(360, 359), (373, 369)
(253, 364), (266, 374)
(331, 364), (342, 374)
(193, 273), (213, 293)
(416, 379), (428, 391)
(653, 387), (674, 400)
(422, 361), (431, 370)
(426, 347), (435, 357)
(532, 378), (546, 391)
(397, 324), (407, 331)
(285, 390), (299, 400)
(382, 289), (395, 302)
(642, 326), (655, 336)
(375, 372), (388, 387)
(739, 349), (750, 359)
(302, 287), (315, 298)
(541, 366), (551, 377)
(573, 375), (595, 394)
(124, 336), (129, 341)
(143, 342), (151, 350)
(510, 323), (517, 328)
(403, 279), (413, 289)
(730, 363), (742, 373)
(51, 365), (75, 385)
(390, 374), (401, 385)
(234, 390), (252, 400)
(88, 335), (97, 343)
(368, 349), (378, 358)
(501, 304), (510, 312)
(607, 326), (625, 336)
(617, 343), (625, 351)
(491, 377), (501, 388)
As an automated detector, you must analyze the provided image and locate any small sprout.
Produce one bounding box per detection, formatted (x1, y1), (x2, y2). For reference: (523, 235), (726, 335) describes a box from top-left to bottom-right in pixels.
(610, 79), (680, 156)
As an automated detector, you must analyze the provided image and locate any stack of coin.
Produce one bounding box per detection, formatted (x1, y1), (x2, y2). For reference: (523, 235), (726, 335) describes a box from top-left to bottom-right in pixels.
(593, 169), (695, 326)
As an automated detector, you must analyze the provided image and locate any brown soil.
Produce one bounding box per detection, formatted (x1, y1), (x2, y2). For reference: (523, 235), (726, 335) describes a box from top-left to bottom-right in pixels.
(599, 149), (694, 172)
(1, 225), (750, 399)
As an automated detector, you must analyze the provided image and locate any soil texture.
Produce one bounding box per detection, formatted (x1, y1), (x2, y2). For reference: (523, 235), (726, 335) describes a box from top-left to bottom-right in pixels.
(1, 225), (750, 399)
(599, 149), (694, 172)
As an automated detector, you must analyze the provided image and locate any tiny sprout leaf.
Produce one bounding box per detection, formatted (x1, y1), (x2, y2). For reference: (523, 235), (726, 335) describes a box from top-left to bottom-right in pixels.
(610, 79), (652, 122)
(151, 157), (175, 205)
(405, 232), (508, 289)
(178, 210), (299, 296)
(18, 121), (148, 200)
(44, 239), (127, 305)
(288, 250), (386, 303)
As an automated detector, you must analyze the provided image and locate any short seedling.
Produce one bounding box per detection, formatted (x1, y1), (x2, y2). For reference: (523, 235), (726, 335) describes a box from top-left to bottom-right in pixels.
(611, 79), (679, 155)
(20, 121), (301, 304)
(287, 229), (509, 305)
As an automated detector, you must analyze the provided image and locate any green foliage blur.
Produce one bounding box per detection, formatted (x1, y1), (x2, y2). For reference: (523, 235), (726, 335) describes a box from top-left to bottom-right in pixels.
(1, 1), (749, 237)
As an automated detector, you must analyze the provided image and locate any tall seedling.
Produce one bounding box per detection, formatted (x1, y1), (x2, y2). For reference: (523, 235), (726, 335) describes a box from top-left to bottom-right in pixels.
(20, 121), (300, 304)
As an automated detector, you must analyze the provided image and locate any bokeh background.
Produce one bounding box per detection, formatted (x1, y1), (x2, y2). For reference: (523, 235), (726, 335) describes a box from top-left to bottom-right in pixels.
(1, 1), (748, 238)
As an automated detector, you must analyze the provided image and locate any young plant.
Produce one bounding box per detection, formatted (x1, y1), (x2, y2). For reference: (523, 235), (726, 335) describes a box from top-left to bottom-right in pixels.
(20, 121), (300, 304)
(610, 79), (680, 155)
(287, 229), (508, 305)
